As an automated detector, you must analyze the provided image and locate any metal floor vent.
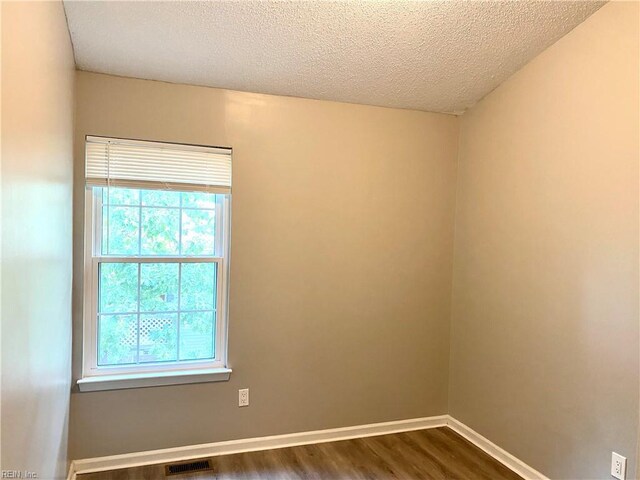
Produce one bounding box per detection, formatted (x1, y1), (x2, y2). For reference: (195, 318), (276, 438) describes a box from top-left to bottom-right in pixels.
(165, 459), (213, 476)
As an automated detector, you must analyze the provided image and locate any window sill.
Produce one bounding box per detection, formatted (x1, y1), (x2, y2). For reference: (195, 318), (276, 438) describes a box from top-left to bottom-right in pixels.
(77, 367), (232, 392)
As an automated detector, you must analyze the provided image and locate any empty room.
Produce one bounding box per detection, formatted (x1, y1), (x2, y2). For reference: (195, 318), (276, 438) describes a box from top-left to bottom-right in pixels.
(1, 1), (639, 479)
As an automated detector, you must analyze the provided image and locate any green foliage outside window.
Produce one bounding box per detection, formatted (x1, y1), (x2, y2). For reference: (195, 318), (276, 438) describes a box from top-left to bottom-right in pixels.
(97, 187), (218, 366)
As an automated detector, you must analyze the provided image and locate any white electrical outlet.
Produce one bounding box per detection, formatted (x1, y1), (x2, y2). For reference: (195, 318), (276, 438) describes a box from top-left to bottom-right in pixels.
(238, 388), (249, 407)
(611, 452), (626, 480)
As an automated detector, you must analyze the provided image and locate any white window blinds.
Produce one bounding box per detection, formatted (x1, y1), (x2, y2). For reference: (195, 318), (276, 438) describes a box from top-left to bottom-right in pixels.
(85, 136), (232, 193)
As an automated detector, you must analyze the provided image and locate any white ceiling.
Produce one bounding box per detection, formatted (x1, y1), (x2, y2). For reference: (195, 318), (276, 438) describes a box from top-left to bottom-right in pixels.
(63, 1), (604, 114)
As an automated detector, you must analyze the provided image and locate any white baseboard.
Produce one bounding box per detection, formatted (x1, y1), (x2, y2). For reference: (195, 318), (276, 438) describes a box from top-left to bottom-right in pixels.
(70, 415), (448, 476)
(66, 462), (76, 480)
(446, 417), (549, 480)
(69, 415), (547, 480)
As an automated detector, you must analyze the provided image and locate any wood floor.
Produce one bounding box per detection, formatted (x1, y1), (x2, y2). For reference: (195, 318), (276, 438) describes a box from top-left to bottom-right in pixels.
(78, 427), (523, 480)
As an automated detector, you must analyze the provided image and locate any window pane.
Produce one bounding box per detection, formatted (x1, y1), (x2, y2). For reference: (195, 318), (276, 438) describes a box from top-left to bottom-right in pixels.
(140, 263), (179, 312)
(141, 207), (179, 255)
(139, 313), (177, 363)
(181, 191), (216, 209)
(99, 263), (138, 313)
(98, 314), (137, 365)
(102, 206), (140, 255)
(141, 189), (181, 207)
(103, 187), (140, 206)
(181, 263), (216, 311)
(180, 311), (215, 360)
(92, 186), (226, 372)
(181, 209), (215, 255)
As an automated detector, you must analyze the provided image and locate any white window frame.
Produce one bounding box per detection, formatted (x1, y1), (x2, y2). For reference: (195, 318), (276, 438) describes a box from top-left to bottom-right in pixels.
(80, 185), (231, 386)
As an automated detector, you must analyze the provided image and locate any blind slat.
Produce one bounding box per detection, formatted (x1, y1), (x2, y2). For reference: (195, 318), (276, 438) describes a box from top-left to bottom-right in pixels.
(85, 136), (232, 192)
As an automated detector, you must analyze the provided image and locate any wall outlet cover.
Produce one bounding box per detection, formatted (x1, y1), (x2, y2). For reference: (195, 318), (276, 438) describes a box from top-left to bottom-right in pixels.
(238, 388), (249, 407)
(611, 452), (626, 480)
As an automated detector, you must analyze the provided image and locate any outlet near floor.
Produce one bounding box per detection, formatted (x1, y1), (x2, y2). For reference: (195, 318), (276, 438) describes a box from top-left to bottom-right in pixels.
(611, 452), (626, 480)
(238, 388), (249, 407)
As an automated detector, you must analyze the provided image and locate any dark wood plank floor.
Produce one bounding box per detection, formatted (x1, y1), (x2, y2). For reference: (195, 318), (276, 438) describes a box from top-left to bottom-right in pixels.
(78, 427), (523, 480)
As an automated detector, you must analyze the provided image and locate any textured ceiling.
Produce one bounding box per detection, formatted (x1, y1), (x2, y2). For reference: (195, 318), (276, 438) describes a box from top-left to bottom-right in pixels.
(63, 1), (604, 114)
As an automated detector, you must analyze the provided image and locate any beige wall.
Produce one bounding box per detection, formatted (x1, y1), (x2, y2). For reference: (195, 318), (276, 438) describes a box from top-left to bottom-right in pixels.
(1, 1), (75, 478)
(449, 2), (639, 479)
(69, 72), (460, 459)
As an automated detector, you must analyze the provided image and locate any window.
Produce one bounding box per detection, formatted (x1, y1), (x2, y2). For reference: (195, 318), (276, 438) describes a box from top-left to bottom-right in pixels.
(79, 136), (232, 391)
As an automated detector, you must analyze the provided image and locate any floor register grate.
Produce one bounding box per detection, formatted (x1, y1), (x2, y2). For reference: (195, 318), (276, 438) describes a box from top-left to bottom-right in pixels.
(165, 459), (213, 476)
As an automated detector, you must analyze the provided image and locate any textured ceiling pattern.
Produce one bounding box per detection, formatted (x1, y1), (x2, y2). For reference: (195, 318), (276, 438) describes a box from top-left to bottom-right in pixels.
(64, 1), (604, 114)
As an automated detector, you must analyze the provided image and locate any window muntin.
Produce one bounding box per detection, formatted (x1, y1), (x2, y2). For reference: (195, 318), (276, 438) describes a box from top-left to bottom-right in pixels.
(100, 187), (218, 257)
(97, 260), (217, 366)
(83, 186), (229, 377)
